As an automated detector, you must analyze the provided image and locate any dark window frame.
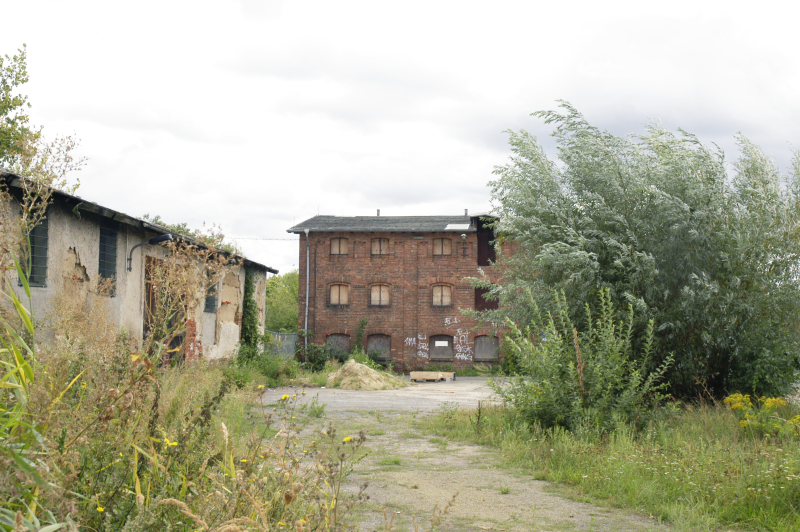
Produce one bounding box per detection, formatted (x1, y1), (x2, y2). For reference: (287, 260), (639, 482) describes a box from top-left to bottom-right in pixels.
(98, 224), (118, 295)
(24, 213), (48, 288)
(204, 277), (218, 313)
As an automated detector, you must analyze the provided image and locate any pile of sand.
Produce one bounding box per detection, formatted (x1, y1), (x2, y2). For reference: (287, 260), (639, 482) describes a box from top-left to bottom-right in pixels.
(325, 359), (406, 390)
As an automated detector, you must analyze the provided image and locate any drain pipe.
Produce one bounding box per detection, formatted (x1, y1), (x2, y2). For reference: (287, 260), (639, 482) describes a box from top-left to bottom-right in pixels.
(304, 229), (310, 353)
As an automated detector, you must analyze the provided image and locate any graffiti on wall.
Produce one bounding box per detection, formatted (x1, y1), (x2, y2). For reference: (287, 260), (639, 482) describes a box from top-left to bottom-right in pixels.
(454, 327), (473, 361)
(416, 333), (429, 358)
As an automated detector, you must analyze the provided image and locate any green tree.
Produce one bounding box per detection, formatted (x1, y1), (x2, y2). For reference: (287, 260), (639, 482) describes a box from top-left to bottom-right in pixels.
(488, 102), (800, 398)
(0, 45), (35, 165)
(264, 270), (298, 333)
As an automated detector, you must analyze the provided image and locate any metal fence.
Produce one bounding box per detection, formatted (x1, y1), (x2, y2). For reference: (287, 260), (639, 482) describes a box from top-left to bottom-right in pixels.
(266, 331), (297, 359)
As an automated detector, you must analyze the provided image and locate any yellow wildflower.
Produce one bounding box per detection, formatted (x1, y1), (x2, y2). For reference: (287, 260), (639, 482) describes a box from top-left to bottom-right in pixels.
(281, 394), (290, 401)
(343, 436), (352, 443)
(258, 385), (265, 389)
(97, 506), (104, 512)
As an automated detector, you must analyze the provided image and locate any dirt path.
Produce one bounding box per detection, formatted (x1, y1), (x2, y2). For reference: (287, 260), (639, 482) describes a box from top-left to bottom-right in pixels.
(263, 378), (668, 531)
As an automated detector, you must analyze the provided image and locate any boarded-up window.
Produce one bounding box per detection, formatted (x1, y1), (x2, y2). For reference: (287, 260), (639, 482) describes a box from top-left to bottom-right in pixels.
(330, 238), (349, 255)
(432, 285), (452, 306)
(474, 336), (500, 360)
(433, 238), (451, 256)
(370, 285), (390, 306)
(430, 335), (453, 359)
(475, 287), (499, 311)
(367, 334), (391, 361)
(371, 238), (389, 255)
(330, 284), (349, 305)
(326, 334), (351, 354)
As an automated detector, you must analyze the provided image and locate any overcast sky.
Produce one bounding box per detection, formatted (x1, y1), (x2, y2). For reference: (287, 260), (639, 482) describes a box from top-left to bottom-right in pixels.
(3, 0), (799, 275)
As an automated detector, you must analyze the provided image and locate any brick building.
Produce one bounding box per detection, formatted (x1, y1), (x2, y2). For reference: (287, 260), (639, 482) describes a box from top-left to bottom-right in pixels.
(287, 212), (511, 370)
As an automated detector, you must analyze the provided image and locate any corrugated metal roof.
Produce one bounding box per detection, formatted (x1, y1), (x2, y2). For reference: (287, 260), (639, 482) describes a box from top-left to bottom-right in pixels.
(287, 215), (478, 234)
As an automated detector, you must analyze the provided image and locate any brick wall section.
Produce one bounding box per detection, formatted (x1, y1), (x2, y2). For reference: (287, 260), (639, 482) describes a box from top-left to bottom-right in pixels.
(297, 230), (513, 371)
(184, 317), (202, 364)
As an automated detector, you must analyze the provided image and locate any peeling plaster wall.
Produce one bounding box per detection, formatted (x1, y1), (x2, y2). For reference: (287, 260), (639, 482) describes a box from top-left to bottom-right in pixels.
(7, 199), (268, 362)
(202, 266), (246, 360)
(252, 269), (267, 331)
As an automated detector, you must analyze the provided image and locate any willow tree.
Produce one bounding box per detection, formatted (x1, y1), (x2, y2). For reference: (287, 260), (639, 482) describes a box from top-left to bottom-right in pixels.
(489, 102), (800, 398)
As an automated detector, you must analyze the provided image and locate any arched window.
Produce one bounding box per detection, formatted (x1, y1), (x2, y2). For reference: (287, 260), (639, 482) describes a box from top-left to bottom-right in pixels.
(432, 285), (452, 306)
(432, 238), (451, 256)
(367, 334), (391, 361)
(329, 284), (349, 305)
(326, 334), (351, 355)
(474, 336), (499, 360)
(371, 238), (389, 256)
(430, 335), (453, 360)
(330, 238), (349, 255)
(370, 284), (390, 306)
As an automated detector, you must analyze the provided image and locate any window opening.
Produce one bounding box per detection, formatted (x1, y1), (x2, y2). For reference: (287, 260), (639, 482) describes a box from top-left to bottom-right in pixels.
(367, 334), (391, 361)
(330, 283), (349, 305)
(99, 225), (117, 294)
(330, 238), (349, 255)
(430, 335), (453, 359)
(370, 284), (390, 306)
(474, 336), (500, 360)
(371, 238), (389, 256)
(475, 287), (498, 311)
(25, 213), (48, 287)
(326, 334), (351, 356)
(476, 218), (496, 266)
(204, 276), (217, 312)
(432, 285), (452, 306)
(432, 238), (451, 256)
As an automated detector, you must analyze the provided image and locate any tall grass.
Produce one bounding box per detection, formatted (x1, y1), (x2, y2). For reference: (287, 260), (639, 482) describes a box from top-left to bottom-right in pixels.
(425, 401), (800, 531)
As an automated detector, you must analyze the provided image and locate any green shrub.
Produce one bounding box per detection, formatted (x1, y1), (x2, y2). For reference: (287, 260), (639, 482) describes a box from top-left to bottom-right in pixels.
(498, 289), (672, 433)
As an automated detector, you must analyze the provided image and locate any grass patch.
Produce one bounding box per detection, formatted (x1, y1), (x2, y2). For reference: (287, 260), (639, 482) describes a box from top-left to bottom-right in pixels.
(379, 456), (403, 466)
(424, 402), (800, 531)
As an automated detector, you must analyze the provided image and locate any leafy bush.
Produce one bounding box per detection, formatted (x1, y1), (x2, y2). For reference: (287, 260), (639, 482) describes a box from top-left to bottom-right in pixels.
(497, 289), (673, 433)
(488, 103), (800, 398)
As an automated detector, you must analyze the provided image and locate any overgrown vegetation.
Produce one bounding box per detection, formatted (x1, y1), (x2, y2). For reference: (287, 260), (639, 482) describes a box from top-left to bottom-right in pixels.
(484, 102), (800, 398)
(426, 399), (800, 531)
(264, 270), (299, 333)
(499, 289), (672, 433)
(141, 214), (243, 256)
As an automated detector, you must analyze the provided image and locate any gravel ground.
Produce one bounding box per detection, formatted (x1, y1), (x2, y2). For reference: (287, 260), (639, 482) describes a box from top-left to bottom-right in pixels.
(262, 378), (669, 532)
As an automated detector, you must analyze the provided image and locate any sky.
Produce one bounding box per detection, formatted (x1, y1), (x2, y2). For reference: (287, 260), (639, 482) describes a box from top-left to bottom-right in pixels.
(3, 0), (799, 275)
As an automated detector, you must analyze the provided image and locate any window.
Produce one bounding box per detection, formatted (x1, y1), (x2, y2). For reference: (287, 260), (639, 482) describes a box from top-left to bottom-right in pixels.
(99, 225), (117, 293)
(367, 334), (391, 361)
(26, 214), (48, 287)
(432, 238), (451, 256)
(371, 238), (389, 256)
(204, 279), (217, 312)
(330, 284), (349, 305)
(432, 285), (452, 306)
(430, 335), (453, 360)
(370, 284), (390, 306)
(474, 336), (500, 360)
(326, 334), (351, 355)
(475, 287), (499, 311)
(330, 238), (349, 255)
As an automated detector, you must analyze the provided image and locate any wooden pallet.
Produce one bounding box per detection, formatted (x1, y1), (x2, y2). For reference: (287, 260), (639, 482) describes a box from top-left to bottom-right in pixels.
(409, 371), (456, 383)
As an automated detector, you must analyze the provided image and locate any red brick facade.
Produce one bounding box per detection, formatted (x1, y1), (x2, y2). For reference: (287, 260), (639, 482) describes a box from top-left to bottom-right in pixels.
(293, 216), (511, 371)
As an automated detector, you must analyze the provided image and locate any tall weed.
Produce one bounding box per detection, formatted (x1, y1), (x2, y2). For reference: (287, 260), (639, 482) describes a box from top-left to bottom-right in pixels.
(499, 289), (672, 433)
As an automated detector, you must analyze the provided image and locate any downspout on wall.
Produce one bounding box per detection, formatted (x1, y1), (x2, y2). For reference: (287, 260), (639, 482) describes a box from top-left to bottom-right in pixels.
(304, 228), (309, 352)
